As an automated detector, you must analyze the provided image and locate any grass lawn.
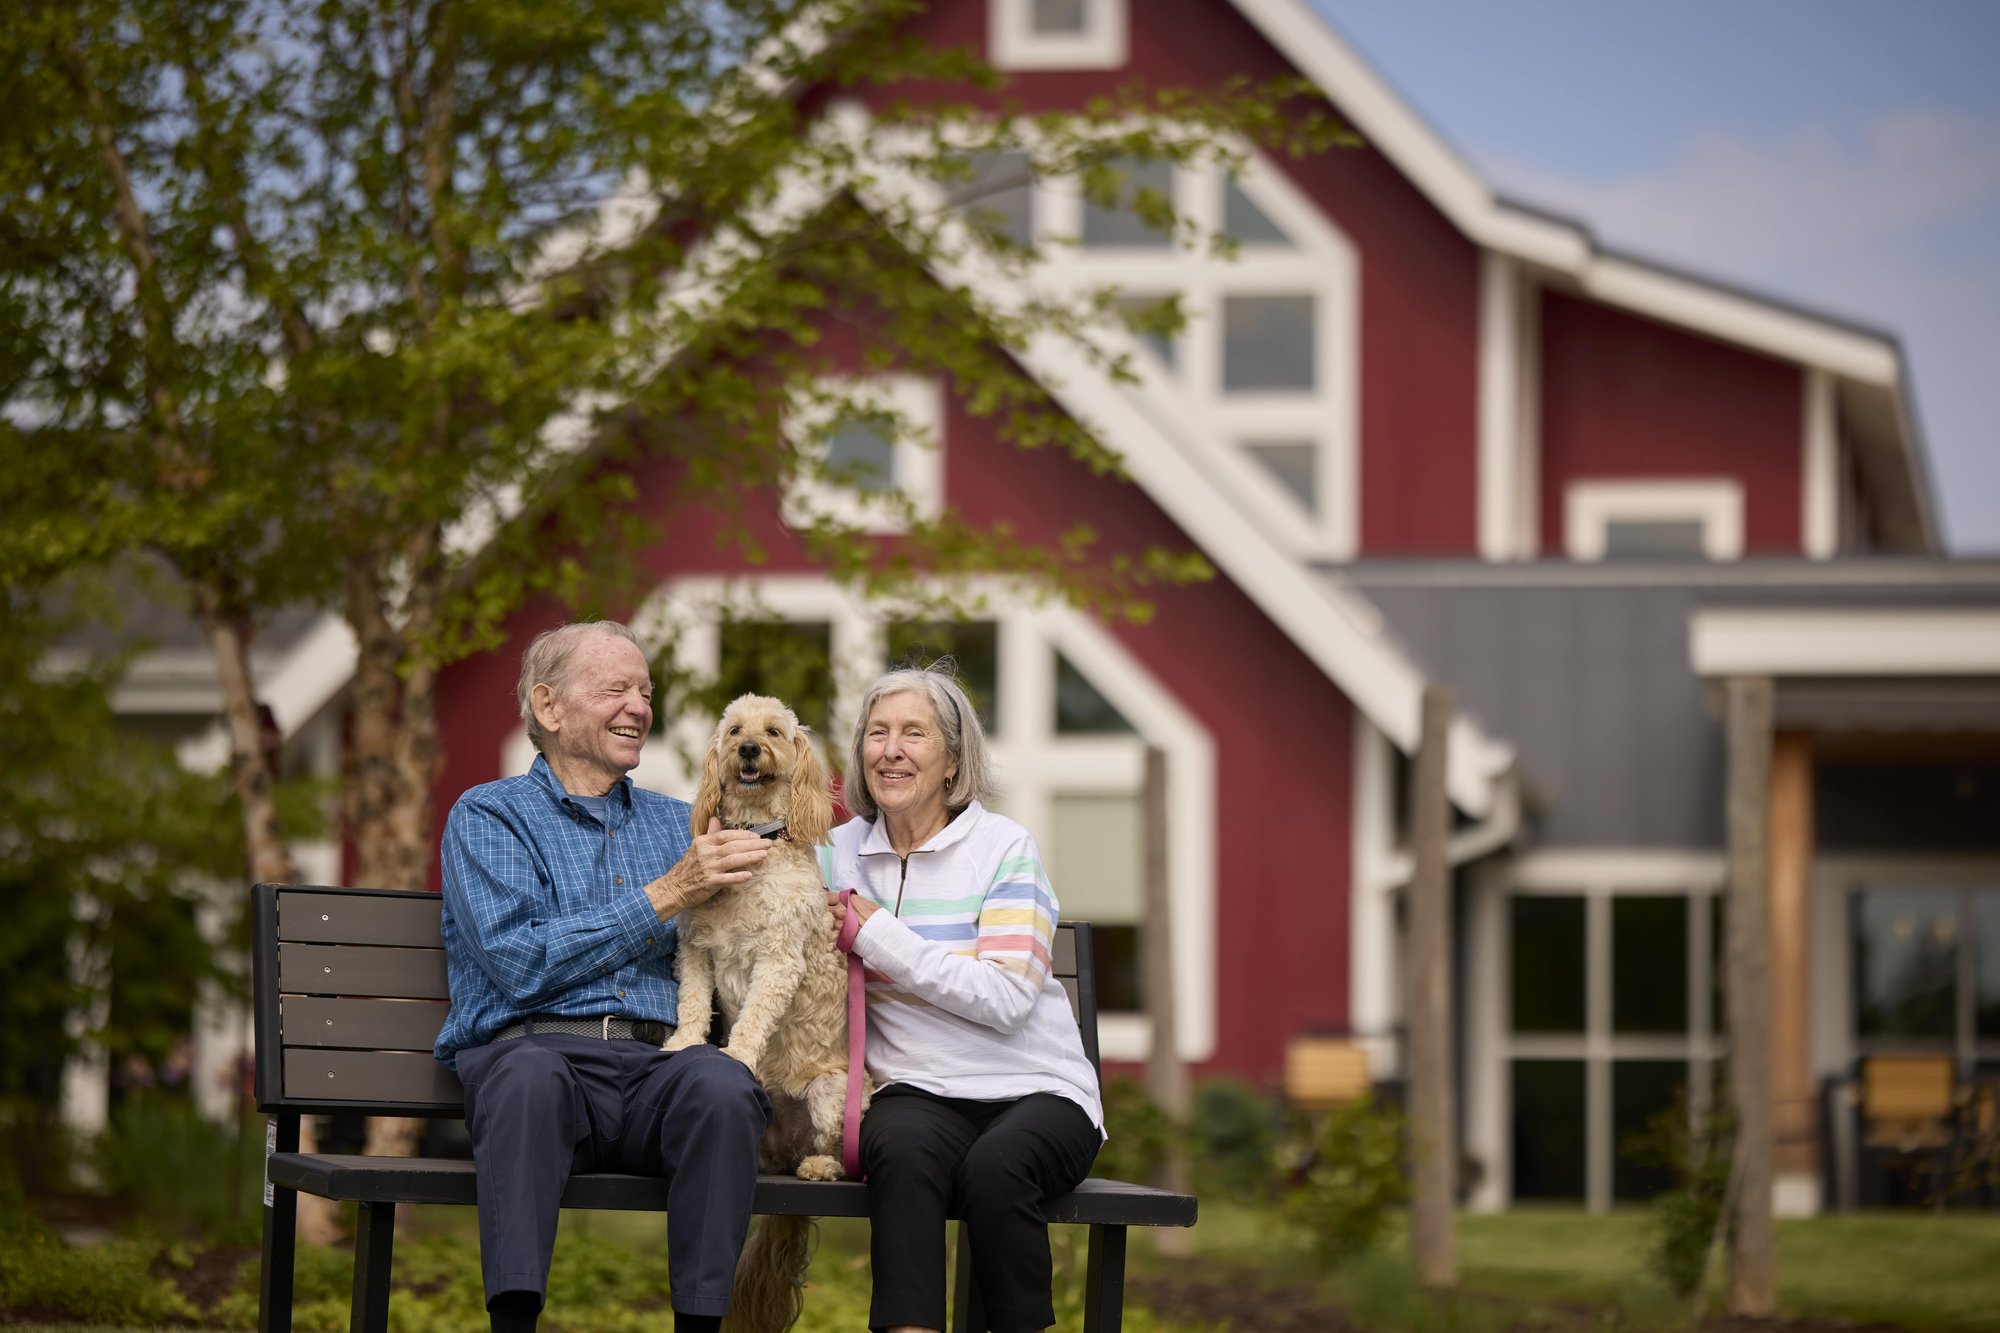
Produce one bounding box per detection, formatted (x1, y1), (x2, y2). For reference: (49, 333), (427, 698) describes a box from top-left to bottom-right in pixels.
(1138, 1201), (2000, 1332)
(9, 1202), (2000, 1330)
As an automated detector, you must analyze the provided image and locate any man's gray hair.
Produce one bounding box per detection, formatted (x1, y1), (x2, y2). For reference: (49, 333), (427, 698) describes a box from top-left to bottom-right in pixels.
(518, 620), (644, 754)
(844, 659), (997, 822)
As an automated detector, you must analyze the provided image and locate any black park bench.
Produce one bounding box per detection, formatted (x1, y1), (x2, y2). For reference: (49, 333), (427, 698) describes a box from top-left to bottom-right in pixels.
(251, 882), (1197, 1333)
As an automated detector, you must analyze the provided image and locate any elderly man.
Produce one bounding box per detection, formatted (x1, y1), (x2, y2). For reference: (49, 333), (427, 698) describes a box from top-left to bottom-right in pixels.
(433, 620), (773, 1333)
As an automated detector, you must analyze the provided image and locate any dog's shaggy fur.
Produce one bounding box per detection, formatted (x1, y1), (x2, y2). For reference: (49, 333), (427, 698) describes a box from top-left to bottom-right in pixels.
(663, 694), (861, 1332)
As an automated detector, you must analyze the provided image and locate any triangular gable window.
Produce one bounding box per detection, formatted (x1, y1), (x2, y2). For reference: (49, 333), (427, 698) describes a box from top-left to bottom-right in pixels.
(1243, 440), (1317, 515)
(1224, 175), (1292, 248)
(1055, 650), (1134, 734)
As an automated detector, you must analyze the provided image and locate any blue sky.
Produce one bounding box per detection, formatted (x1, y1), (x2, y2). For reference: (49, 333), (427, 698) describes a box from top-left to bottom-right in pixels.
(1308, 0), (2000, 553)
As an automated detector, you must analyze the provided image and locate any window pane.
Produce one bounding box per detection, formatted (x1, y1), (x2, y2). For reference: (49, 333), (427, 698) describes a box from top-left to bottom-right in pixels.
(1511, 1059), (1586, 1200)
(1602, 519), (1707, 560)
(1081, 157), (1173, 249)
(1054, 650), (1134, 734)
(1223, 175), (1292, 247)
(886, 621), (998, 733)
(715, 621), (833, 736)
(1242, 440), (1316, 513)
(1613, 896), (1689, 1035)
(1031, 0), (1088, 34)
(1048, 792), (1143, 921)
(1222, 295), (1315, 392)
(1511, 896), (1586, 1034)
(826, 415), (894, 492)
(1613, 1060), (1688, 1202)
(1854, 890), (1960, 1039)
(1113, 293), (1178, 369)
(953, 151), (1032, 247)
(1978, 891), (2000, 1039)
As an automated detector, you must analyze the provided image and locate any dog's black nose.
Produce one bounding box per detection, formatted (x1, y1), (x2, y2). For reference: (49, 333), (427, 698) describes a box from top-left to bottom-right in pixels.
(737, 741), (761, 762)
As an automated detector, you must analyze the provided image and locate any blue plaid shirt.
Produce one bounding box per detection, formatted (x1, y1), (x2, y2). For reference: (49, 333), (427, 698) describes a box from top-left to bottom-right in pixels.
(434, 754), (694, 1068)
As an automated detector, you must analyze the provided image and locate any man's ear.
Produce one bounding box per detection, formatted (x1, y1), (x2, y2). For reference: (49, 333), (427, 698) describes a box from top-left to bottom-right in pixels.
(531, 682), (564, 738)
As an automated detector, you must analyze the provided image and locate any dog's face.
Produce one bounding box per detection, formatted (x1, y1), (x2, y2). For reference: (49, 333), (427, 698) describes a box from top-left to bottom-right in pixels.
(690, 693), (833, 845)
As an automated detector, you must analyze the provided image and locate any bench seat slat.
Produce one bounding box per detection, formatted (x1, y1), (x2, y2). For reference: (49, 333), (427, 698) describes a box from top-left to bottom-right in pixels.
(266, 1154), (1197, 1227)
(280, 943), (449, 999)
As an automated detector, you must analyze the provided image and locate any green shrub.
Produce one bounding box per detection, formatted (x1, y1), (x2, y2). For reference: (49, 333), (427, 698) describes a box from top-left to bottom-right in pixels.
(1278, 1094), (1408, 1268)
(0, 1215), (197, 1326)
(1093, 1076), (1176, 1184)
(1625, 1091), (1734, 1299)
(1184, 1077), (1276, 1201)
(88, 1091), (264, 1245)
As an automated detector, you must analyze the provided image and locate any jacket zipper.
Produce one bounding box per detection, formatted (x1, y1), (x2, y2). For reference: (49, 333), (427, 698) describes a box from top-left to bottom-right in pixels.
(894, 854), (909, 917)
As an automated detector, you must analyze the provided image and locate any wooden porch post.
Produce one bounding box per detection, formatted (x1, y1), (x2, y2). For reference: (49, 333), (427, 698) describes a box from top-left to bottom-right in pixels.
(1725, 676), (1776, 1314)
(1406, 686), (1456, 1287)
(1140, 746), (1191, 1256)
(1769, 730), (1818, 1213)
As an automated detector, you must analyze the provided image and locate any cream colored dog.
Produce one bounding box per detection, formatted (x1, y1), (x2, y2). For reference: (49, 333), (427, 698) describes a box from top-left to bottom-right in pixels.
(663, 693), (856, 1184)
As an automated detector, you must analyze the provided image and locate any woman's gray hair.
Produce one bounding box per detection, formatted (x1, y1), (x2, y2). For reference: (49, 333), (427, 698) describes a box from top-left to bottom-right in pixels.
(518, 620), (644, 754)
(845, 658), (997, 822)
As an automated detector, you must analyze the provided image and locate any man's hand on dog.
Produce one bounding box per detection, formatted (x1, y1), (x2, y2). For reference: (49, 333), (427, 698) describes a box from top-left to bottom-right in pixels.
(648, 819), (770, 919)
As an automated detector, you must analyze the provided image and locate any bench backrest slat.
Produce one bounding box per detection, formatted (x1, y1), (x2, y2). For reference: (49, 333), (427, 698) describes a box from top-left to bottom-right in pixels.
(285, 996), (452, 1049)
(278, 942), (450, 1000)
(283, 1049), (465, 1105)
(253, 883), (1102, 1116)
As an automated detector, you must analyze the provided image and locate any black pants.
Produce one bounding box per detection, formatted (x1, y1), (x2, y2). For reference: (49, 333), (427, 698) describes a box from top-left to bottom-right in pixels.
(860, 1085), (1100, 1333)
(454, 1034), (770, 1317)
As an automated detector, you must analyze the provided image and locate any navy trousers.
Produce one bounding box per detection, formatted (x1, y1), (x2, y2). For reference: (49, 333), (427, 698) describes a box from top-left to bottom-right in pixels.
(454, 1034), (769, 1317)
(860, 1085), (1101, 1333)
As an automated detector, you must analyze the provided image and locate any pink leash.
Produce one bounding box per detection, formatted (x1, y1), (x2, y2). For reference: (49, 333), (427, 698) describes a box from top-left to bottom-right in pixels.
(835, 889), (867, 1180)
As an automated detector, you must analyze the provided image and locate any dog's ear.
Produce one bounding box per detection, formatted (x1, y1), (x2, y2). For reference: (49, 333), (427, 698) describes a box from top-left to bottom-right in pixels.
(788, 726), (834, 846)
(689, 722), (725, 837)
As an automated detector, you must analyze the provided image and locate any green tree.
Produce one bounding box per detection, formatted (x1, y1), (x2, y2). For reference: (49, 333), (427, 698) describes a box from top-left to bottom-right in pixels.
(0, 596), (247, 1195)
(0, 0), (1337, 966)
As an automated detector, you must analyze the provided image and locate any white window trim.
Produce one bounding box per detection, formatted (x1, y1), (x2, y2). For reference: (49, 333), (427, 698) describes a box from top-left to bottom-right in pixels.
(1564, 478), (1745, 562)
(990, 0), (1128, 71)
(1468, 850), (1728, 1213)
(1031, 148), (1361, 560)
(781, 374), (944, 535)
(502, 574), (1219, 1063)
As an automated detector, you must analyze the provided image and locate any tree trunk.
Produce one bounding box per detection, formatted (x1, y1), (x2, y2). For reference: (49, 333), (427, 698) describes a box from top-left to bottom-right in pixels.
(341, 567), (441, 1163)
(194, 595), (347, 1242)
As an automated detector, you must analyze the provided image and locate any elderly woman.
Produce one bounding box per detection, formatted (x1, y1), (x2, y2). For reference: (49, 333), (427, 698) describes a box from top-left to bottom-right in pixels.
(823, 662), (1104, 1333)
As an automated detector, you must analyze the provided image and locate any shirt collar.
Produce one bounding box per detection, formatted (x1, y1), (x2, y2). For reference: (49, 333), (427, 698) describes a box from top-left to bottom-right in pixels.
(529, 753), (633, 820)
(857, 800), (983, 856)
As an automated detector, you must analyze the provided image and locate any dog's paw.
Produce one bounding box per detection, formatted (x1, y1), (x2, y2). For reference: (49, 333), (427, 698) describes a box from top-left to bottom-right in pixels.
(660, 1030), (705, 1053)
(719, 1042), (757, 1068)
(795, 1155), (842, 1182)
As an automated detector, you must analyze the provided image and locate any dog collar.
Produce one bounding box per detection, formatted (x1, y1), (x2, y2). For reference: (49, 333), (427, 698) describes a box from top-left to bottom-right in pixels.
(740, 818), (788, 840)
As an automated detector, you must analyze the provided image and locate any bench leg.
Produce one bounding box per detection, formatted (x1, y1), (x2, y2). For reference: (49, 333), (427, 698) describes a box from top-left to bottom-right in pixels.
(258, 1114), (299, 1333)
(350, 1200), (396, 1333)
(948, 1218), (986, 1333)
(1081, 1223), (1127, 1333)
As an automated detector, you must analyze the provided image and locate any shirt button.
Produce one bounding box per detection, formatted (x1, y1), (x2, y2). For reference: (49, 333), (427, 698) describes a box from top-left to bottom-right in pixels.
(609, 829), (616, 838)
(615, 876), (624, 885)
(618, 989), (626, 997)
(645, 937), (653, 946)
